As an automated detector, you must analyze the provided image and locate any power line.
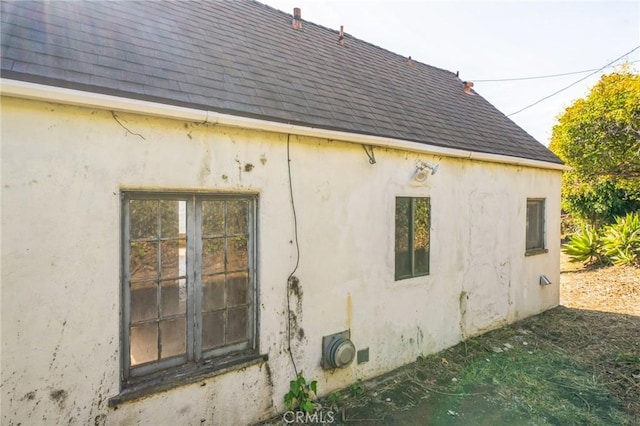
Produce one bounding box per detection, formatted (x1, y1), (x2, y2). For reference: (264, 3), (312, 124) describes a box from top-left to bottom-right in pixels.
(471, 59), (640, 82)
(507, 45), (640, 117)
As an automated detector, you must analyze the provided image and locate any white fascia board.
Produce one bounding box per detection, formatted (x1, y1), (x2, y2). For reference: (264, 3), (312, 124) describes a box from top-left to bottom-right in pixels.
(1, 78), (569, 171)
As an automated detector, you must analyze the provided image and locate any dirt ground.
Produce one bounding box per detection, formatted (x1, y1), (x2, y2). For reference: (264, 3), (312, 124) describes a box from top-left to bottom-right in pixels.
(560, 255), (640, 316)
(258, 255), (640, 425)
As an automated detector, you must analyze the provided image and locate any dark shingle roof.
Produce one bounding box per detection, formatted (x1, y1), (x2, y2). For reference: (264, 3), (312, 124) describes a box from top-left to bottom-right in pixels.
(1, 0), (562, 164)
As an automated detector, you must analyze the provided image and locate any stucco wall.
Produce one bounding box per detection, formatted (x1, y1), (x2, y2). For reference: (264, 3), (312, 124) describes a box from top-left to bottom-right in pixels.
(1, 96), (561, 425)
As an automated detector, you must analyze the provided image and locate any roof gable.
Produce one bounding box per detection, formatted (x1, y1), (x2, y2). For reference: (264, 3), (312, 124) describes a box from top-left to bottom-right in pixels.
(1, 0), (562, 164)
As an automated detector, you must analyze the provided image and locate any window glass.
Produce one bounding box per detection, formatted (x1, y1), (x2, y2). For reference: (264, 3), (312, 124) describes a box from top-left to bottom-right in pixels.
(526, 199), (545, 252)
(414, 198), (431, 275)
(395, 197), (430, 280)
(395, 198), (411, 279)
(123, 193), (256, 381)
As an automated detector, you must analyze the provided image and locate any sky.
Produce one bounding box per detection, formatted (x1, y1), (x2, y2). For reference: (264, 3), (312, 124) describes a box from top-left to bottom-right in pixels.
(260, 0), (640, 146)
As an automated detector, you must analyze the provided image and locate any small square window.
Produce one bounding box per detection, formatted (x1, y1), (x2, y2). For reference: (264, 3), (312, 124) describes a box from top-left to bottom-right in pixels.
(395, 197), (430, 280)
(526, 198), (545, 253)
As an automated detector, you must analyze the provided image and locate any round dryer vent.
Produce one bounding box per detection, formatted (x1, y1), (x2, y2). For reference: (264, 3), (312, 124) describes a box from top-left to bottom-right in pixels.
(322, 331), (356, 369)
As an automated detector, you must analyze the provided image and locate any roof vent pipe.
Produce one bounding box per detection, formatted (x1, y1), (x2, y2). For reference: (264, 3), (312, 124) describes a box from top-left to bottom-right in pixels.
(463, 81), (474, 95)
(338, 25), (345, 45)
(292, 7), (302, 30)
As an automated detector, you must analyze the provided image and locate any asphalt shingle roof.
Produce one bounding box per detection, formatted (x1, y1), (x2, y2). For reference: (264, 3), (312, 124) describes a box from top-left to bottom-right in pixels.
(1, 0), (562, 164)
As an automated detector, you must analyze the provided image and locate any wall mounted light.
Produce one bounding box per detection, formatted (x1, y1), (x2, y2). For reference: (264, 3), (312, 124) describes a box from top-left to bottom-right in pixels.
(414, 160), (440, 182)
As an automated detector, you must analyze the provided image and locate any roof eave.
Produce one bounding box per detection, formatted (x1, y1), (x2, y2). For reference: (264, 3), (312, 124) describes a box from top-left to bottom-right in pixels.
(0, 78), (569, 171)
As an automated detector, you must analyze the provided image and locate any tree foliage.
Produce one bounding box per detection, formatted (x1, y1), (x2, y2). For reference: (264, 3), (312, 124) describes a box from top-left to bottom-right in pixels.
(550, 68), (640, 225)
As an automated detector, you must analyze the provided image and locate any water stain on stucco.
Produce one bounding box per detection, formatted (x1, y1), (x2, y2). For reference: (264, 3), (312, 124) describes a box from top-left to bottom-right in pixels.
(94, 414), (107, 426)
(244, 163), (254, 172)
(49, 389), (68, 409)
(22, 391), (36, 401)
(288, 276), (305, 343)
(262, 362), (273, 388)
(199, 152), (212, 183)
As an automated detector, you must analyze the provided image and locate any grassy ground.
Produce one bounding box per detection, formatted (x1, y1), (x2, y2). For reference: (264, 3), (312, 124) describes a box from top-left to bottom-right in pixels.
(259, 257), (640, 425)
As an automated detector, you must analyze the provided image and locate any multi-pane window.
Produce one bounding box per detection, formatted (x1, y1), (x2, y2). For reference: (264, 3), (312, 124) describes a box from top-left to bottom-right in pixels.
(122, 193), (256, 381)
(526, 198), (545, 253)
(395, 197), (431, 280)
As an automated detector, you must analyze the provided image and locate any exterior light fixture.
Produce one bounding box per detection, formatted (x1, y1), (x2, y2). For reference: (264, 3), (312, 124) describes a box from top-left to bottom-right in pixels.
(414, 160), (440, 182)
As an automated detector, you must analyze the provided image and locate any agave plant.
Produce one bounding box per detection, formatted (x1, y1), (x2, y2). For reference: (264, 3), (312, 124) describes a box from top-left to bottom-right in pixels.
(562, 225), (606, 265)
(602, 212), (640, 266)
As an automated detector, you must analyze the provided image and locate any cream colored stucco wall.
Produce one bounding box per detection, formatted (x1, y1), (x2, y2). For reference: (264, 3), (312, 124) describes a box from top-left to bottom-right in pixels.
(1, 96), (561, 425)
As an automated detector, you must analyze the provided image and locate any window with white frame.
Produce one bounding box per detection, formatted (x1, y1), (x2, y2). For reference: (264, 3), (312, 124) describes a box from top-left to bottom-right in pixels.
(395, 197), (431, 280)
(121, 192), (257, 384)
(526, 198), (545, 253)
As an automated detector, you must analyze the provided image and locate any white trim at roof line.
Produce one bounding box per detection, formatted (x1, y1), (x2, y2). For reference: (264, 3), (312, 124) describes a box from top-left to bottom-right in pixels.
(1, 79), (569, 171)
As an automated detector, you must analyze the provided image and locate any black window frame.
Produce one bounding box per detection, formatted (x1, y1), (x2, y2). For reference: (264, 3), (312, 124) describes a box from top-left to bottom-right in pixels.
(395, 197), (431, 280)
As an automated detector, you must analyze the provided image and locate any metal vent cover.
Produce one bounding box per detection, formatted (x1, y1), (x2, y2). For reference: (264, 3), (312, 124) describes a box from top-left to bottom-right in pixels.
(322, 330), (355, 369)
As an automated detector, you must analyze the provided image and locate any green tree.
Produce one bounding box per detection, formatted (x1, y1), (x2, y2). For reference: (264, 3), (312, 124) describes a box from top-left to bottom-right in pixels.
(549, 68), (640, 226)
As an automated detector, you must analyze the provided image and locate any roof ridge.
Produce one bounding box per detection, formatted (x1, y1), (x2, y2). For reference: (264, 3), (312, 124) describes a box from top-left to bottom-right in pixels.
(0, 0), (563, 164)
(249, 0), (457, 78)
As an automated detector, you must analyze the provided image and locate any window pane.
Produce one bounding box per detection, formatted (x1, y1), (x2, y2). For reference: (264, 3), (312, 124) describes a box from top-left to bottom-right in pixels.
(202, 311), (225, 350)
(228, 237), (248, 271)
(160, 200), (180, 238)
(227, 200), (248, 235)
(130, 241), (158, 281)
(202, 238), (224, 274)
(130, 282), (157, 323)
(130, 199), (158, 240)
(202, 275), (225, 311)
(202, 201), (224, 236)
(526, 200), (544, 250)
(227, 272), (248, 307)
(395, 198), (411, 278)
(125, 193), (256, 376)
(161, 280), (186, 317)
(160, 318), (186, 359)
(414, 198), (430, 275)
(160, 240), (185, 278)
(227, 307), (248, 343)
(130, 323), (158, 366)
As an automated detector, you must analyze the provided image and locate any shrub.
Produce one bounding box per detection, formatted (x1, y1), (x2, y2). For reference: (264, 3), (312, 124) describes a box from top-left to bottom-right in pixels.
(563, 212), (640, 266)
(562, 226), (606, 265)
(602, 212), (640, 266)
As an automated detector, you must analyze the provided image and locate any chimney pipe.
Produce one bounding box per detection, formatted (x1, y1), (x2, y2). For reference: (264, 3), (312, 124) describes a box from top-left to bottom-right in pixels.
(292, 7), (302, 30)
(338, 25), (345, 45)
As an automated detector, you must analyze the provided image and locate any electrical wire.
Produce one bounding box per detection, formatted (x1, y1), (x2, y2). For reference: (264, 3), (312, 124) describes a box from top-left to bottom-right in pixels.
(471, 59), (640, 82)
(286, 133), (300, 378)
(507, 45), (640, 117)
